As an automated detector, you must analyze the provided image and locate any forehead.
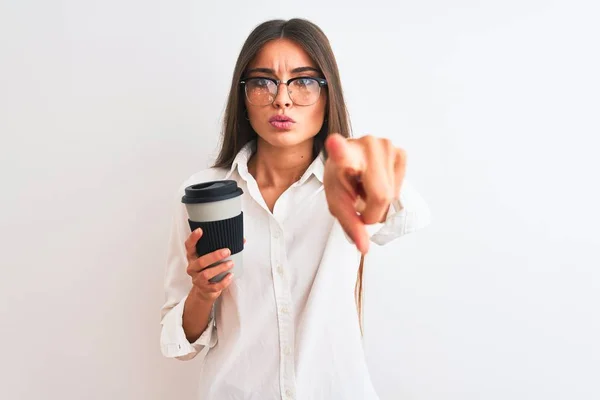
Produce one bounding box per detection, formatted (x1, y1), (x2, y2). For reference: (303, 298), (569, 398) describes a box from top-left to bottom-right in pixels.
(247, 38), (317, 69)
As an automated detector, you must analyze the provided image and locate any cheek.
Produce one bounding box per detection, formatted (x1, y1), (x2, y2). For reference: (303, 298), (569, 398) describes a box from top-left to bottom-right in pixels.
(307, 98), (327, 124)
(246, 104), (266, 122)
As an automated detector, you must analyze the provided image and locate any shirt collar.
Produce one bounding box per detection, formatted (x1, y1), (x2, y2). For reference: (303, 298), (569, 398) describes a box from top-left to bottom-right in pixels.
(224, 139), (325, 184)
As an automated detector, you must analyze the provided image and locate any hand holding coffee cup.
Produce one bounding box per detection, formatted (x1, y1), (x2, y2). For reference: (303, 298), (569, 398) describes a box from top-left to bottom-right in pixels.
(182, 180), (245, 284)
(184, 228), (235, 301)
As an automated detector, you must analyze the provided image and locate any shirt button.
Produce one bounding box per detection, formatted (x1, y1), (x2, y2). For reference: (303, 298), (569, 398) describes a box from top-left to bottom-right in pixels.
(280, 306), (290, 314)
(284, 346), (292, 355)
(277, 265), (284, 275)
(285, 389), (294, 399)
(273, 230), (281, 239)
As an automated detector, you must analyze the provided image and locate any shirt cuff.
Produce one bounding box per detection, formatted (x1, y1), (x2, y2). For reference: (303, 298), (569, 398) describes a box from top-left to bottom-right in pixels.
(160, 294), (217, 360)
(363, 199), (398, 240)
(370, 193), (432, 245)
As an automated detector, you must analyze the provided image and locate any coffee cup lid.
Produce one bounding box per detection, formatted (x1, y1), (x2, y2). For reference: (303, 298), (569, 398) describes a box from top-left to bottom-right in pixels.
(181, 180), (243, 204)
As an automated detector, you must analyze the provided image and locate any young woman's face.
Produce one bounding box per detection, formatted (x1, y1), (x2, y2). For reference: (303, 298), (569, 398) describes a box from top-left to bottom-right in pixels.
(244, 38), (327, 149)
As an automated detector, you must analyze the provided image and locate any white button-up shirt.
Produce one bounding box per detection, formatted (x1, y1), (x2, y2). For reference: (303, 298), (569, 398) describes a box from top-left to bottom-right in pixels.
(160, 140), (432, 400)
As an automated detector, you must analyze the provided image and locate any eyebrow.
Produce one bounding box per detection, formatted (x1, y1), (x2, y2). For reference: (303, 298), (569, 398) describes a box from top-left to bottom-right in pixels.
(246, 66), (322, 75)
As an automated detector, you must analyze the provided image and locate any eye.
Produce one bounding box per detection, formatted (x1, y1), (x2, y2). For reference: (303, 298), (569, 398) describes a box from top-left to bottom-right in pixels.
(254, 78), (271, 87)
(295, 78), (314, 87)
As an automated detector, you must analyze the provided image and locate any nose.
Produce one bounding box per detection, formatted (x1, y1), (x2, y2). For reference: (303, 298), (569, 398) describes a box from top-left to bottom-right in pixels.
(272, 82), (292, 109)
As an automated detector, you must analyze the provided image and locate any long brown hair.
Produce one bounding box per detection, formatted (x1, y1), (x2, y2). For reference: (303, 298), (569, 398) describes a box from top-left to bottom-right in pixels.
(213, 18), (366, 334)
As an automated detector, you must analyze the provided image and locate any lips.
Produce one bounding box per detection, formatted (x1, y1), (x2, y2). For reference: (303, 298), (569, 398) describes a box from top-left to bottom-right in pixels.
(269, 115), (295, 130)
(269, 115), (295, 123)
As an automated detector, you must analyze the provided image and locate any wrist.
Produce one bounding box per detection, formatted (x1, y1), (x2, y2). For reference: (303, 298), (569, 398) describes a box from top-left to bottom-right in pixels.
(189, 285), (216, 305)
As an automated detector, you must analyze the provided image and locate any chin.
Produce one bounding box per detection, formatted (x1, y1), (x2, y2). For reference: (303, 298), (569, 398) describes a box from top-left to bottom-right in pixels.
(259, 128), (314, 148)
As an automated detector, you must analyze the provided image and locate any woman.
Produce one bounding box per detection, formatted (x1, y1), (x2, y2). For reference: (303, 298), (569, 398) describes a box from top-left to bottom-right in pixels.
(160, 18), (431, 400)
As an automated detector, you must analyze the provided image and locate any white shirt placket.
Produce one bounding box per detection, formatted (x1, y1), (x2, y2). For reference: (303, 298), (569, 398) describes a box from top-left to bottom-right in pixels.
(270, 216), (297, 400)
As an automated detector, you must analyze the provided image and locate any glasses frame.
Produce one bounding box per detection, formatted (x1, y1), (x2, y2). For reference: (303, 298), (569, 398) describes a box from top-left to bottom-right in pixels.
(239, 76), (328, 106)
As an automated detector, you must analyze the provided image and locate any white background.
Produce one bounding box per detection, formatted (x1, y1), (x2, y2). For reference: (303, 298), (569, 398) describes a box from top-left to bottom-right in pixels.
(1, 1), (599, 399)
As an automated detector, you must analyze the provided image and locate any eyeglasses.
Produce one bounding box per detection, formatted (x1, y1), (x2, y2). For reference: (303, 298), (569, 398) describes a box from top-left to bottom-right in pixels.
(240, 76), (327, 106)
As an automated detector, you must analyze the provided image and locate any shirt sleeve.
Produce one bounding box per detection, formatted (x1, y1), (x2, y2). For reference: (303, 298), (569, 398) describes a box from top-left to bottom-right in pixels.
(160, 294), (218, 361)
(365, 178), (432, 245)
(159, 183), (218, 361)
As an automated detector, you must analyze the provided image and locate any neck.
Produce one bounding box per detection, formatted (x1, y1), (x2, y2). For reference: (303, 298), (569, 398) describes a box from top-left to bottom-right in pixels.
(248, 138), (314, 189)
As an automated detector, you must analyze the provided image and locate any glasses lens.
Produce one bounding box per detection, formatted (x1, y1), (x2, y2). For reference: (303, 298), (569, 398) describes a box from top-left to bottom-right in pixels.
(289, 78), (321, 106)
(245, 78), (276, 105)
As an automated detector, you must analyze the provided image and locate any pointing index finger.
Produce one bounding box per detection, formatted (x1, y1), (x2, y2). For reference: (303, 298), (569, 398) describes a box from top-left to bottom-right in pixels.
(325, 134), (365, 173)
(328, 191), (370, 255)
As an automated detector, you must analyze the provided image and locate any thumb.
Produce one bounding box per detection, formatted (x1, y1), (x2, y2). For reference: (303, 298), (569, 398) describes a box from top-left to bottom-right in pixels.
(325, 133), (364, 171)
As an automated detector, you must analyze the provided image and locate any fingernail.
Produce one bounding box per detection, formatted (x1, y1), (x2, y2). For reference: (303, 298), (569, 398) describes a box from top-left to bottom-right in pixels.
(222, 249), (230, 257)
(195, 228), (202, 234)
